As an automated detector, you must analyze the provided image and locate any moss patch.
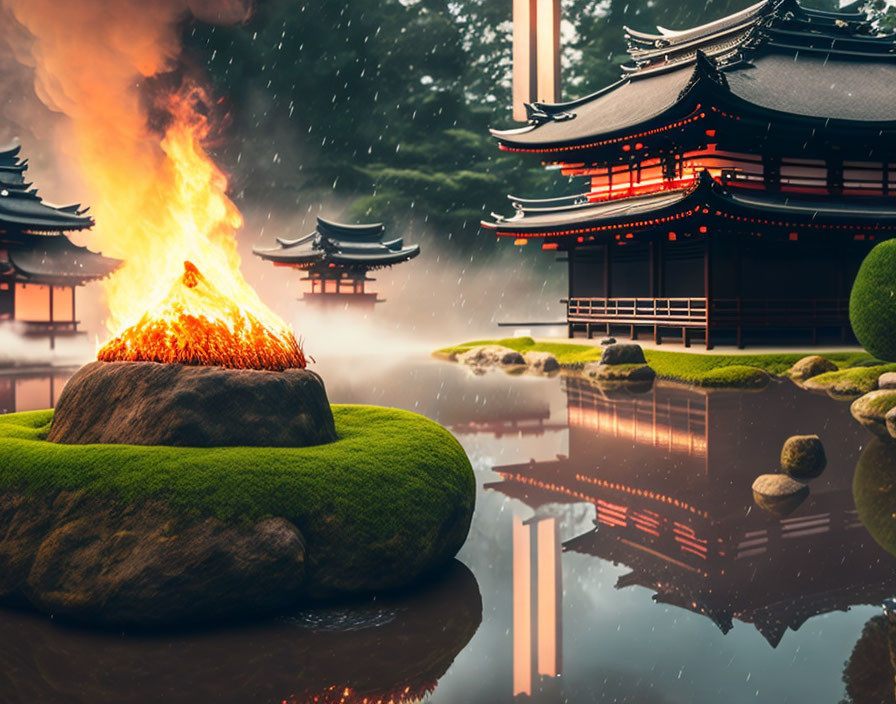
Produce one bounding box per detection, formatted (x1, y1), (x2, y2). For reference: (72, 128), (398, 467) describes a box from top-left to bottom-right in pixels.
(850, 239), (896, 362)
(803, 363), (896, 397)
(435, 337), (874, 388)
(0, 406), (476, 596)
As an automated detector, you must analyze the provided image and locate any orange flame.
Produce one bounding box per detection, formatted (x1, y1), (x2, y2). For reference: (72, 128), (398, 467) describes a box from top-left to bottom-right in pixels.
(5, 0), (301, 370)
(98, 261), (305, 370)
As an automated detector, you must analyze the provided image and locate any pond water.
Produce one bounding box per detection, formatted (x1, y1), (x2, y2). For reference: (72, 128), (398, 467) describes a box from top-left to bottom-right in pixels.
(2, 356), (895, 704)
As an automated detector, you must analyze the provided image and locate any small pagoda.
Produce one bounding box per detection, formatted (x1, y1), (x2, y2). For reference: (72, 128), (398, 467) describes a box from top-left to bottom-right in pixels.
(253, 217), (419, 308)
(484, 0), (896, 348)
(0, 143), (120, 347)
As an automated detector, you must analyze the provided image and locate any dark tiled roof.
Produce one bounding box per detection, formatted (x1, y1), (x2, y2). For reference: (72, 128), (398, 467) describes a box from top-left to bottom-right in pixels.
(493, 0), (896, 150)
(0, 143), (94, 231)
(6, 233), (121, 284)
(253, 217), (420, 269)
(483, 170), (896, 235)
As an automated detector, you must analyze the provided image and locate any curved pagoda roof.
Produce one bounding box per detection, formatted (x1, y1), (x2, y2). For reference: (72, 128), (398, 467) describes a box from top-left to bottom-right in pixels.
(483, 170), (896, 237)
(492, 0), (896, 152)
(5, 233), (121, 285)
(253, 217), (420, 270)
(0, 143), (95, 231)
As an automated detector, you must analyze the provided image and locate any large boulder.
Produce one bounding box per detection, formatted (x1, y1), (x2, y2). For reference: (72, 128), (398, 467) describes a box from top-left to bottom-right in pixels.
(879, 372), (896, 389)
(456, 345), (525, 370)
(48, 361), (336, 447)
(523, 351), (560, 374)
(851, 389), (896, 439)
(599, 343), (647, 365)
(0, 490), (305, 627)
(780, 434), (826, 479)
(849, 239), (896, 362)
(0, 405), (476, 627)
(788, 355), (837, 381)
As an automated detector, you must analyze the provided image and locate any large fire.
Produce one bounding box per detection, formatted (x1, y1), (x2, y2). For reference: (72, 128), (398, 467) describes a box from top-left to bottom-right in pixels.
(5, 0), (303, 371)
(98, 261), (305, 371)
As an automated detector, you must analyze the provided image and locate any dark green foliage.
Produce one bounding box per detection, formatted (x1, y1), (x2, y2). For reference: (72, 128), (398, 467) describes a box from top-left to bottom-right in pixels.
(850, 239), (896, 362)
(0, 405), (476, 587)
(853, 438), (896, 558)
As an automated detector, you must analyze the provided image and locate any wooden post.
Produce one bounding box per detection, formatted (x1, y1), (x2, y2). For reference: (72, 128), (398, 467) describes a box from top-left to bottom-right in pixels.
(71, 285), (77, 332)
(48, 284), (55, 350)
(704, 230), (713, 350)
(536, 0), (561, 104)
(512, 0), (538, 122)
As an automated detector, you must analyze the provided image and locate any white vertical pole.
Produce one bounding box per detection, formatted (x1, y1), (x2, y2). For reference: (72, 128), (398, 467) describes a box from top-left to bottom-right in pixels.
(536, 0), (562, 104)
(513, 0), (538, 121)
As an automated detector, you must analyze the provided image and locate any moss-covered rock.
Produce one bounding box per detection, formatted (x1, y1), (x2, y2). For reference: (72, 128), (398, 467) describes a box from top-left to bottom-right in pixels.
(850, 389), (896, 438)
(456, 345), (525, 371)
(523, 351), (560, 374)
(583, 361), (656, 382)
(0, 405), (475, 627)
(599, 343), (647, 365)
(780, 434), (826, 479)
(849, 239), (896, 362)
(788, 355), (838, 381)
(853, 438), (896, 558)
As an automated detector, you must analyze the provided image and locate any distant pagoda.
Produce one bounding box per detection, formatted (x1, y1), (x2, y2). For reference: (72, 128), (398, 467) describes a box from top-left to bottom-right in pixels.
(0, 143), (120, 347)
(253, 217), (419, 308)
(484, 0), (896, 348)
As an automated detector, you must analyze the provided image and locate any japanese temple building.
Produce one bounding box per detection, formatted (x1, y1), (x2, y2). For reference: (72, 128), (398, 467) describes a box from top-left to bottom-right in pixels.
(253, 217), (419, 308)
(0, 143), (120, 347)
(484, 0), (896, 348)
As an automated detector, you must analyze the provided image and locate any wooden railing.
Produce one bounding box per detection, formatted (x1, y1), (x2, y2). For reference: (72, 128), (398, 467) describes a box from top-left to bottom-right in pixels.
(567, 297), (708, 327)
(566, 297), (850, 348)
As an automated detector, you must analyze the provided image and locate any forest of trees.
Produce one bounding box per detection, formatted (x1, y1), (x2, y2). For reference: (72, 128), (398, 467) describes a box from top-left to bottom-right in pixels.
(182, 0), (885, 256)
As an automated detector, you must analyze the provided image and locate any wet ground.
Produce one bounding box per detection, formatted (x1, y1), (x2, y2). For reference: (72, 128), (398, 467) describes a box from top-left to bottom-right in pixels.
(1, 356), (895, 703)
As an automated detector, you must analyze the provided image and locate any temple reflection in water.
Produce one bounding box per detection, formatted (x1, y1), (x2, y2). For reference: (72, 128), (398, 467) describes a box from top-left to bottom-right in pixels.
(494, 376), (894, 664)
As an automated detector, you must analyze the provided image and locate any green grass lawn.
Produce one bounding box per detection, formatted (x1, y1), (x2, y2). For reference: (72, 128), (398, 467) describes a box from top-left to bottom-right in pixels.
(436, 337), (880, 387)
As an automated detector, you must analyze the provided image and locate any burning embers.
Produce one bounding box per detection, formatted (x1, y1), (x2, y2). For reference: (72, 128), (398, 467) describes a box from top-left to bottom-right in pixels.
(98, 260), (306, 371)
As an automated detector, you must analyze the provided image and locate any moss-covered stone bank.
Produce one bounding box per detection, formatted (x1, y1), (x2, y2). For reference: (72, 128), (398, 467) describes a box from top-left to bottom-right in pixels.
(0, 405), (475, 627)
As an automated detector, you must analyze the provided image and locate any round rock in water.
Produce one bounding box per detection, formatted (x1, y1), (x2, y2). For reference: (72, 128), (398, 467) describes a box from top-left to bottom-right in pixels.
(780, 434), (826, 479)
(752, 474), (809, 516)
(48, 361), (337, 447)
(599, 343), (646, 365)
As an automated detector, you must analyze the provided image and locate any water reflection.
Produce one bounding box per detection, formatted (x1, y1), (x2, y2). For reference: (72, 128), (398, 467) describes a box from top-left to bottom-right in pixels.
(492, 377), (895, 649)
(0, 368), (73, 414)
(5, 359), (896, 702)
(0, 561), (481, 704)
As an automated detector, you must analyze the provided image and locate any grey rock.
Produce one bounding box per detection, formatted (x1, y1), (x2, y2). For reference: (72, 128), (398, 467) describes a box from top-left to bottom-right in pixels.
(600, 337), (617, 346)
(523, 351), (560, 374)
(456, 345), (525, 369)
(47, 361), (337, 447)
(599, 343), (647, 365)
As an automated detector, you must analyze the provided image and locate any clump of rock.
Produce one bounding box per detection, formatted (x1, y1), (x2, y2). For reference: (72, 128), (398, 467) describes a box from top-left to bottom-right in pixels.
(584, 343), (655, 383)
(48, 361), (336, 448)
(600, 337), (617, 346)
(879, 372), (896, 389)
(523, 351), (560, 374)
(751, 474), (809, 516)
(456, 345), (525, 371)
(850, 389), (896, 439)
(788, 355), (837, 381)
(599, 343), (646, 365)
(780, 434), (826, 479)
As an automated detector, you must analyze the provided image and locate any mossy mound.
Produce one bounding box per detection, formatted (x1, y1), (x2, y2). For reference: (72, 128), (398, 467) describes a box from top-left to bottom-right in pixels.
(850, 390), (896, 438)
(850, 239), (896, 362)
(780, 434), (826, 479)
(853, 438), (896, 558)
(0, 405), (475, 626)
